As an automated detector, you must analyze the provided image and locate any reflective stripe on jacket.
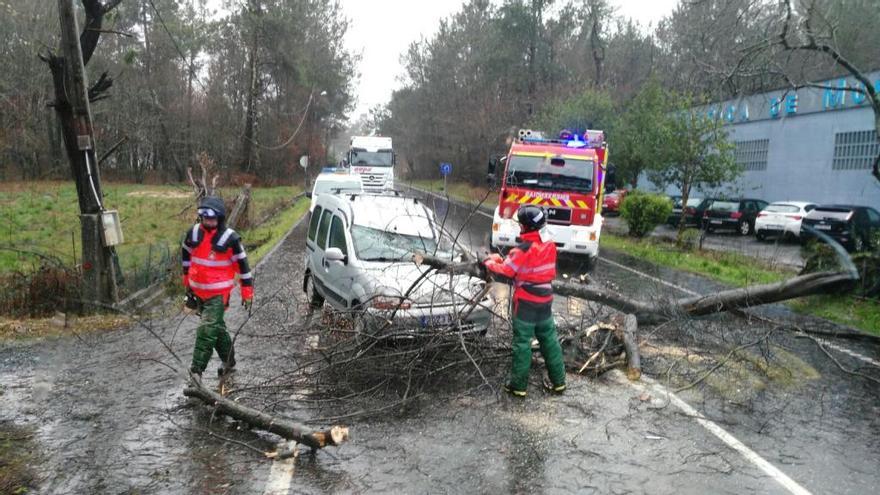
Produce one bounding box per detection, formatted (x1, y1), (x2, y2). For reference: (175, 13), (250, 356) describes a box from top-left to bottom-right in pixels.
(485, 230), (556, 305)
(181, 224), (253, 300)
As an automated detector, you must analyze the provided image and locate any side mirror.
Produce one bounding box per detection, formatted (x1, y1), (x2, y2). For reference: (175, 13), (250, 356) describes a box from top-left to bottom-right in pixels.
(325, 247), (347, 264)
(305, 191), (313, 198)
(392, 152), (397, 165)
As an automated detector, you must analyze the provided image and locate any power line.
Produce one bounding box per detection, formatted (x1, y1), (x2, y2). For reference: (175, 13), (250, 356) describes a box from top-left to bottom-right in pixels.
(146, 0), (208, 92)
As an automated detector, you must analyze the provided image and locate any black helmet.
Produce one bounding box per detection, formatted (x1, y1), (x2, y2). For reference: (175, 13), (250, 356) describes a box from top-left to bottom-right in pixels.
(517, 205), (546, 232)
(198, 196), (226, 220)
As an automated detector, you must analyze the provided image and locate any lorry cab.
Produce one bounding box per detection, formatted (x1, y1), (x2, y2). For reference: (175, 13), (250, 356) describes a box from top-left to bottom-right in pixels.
(491, 129), (607, 267)
(348, 136), (395, 192)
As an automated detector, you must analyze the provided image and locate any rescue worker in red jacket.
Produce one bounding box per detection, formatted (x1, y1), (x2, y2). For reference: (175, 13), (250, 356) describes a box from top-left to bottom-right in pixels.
(484, 205), (566, 397)
(181, 196), (254, 380)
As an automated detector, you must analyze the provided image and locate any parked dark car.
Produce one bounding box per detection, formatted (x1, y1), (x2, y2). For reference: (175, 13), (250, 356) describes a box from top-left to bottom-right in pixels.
(682, 197), (716, 226)
(800, 205), (880, 252)
(667, 196), (703, 227)
(702, 198), (769, 235)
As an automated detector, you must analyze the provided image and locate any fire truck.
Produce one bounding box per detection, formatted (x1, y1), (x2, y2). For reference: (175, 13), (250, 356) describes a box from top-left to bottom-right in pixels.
(490, 129), (608, 268)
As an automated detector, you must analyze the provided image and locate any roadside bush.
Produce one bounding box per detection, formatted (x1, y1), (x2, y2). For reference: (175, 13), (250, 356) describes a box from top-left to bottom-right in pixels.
(619, 192), (673, 238)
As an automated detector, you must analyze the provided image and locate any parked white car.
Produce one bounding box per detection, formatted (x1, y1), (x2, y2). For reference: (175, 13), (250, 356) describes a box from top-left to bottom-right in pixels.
(307, 172), (363, 212)
(304, 192), (492, 335)
(755, 201), (818, 240)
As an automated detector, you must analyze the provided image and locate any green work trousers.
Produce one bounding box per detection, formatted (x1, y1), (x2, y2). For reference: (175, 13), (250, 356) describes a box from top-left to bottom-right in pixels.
(509, 315), (566, 392)
(190, 295), (234, 374)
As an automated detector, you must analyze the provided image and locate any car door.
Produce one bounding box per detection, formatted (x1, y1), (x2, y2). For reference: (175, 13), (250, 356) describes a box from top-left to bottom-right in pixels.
(310, 207), (335, 302)
(322, 213), (353, 309)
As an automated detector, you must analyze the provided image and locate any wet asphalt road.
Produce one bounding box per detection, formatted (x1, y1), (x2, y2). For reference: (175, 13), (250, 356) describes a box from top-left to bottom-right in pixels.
(0, 188), (878, 494)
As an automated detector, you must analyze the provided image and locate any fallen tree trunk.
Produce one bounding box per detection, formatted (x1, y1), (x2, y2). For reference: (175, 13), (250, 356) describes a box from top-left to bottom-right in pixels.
(414, 253), (856, 325)
(183, 383), (348, 450)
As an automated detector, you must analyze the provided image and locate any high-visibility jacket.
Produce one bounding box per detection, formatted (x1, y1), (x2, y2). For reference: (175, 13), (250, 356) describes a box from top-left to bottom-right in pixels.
(181, 224), (253, 302)
(485, 230), (556, 305)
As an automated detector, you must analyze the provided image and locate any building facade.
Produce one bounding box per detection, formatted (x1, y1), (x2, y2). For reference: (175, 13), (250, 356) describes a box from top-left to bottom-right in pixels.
(646, 71), (880, 207)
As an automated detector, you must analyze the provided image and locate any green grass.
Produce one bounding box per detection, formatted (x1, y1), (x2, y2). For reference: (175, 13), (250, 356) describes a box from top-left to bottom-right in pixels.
(409, 179), (499, 209)
(0, 181), (303, 279)
(600, 232), (792, 287)
(245, 197), (310, 264)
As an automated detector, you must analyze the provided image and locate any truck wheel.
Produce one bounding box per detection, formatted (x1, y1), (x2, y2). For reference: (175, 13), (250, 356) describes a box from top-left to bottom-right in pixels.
(304, 272), (324, 309)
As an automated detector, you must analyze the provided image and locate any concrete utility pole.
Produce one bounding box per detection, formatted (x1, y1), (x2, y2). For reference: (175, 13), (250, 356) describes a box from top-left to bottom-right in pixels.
(57, 0), (118, 305)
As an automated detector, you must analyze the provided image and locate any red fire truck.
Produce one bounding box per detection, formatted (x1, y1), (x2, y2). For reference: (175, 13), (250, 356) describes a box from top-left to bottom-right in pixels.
(490, 129), (608, 268)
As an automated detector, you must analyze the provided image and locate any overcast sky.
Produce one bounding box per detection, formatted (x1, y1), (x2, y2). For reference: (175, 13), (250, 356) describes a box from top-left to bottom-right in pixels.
(343, 0), (680, 117)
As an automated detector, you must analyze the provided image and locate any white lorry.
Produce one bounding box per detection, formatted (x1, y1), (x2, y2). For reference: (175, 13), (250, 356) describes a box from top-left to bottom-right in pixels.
(347, 136), (395, 191)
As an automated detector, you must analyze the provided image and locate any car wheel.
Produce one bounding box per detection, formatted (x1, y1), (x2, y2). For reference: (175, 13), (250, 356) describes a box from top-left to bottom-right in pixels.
(738, 220), (751, 236)
(304, 272), (325, 309)
(756, 231), (766, 242)
(706, 226), (715, 234)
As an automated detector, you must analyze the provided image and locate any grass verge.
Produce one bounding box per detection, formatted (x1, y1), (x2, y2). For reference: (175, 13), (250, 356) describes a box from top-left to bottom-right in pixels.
(244, 197), (310, 264)
(409, 179), (498, 209)
(603, 232), (880, 336)
(0, 421), (38, 494)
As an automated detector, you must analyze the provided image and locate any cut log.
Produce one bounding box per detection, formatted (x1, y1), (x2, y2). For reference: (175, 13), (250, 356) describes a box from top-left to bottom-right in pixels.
(620, 314), (641, 380)
(183, 384), (348, 450)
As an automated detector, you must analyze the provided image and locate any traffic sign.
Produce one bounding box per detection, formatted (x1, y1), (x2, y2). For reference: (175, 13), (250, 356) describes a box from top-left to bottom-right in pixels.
(439, 162), (452, 177)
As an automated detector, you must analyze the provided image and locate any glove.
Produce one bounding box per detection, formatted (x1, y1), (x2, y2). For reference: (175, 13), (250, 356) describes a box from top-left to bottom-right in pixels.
(182, 274), (190, 288)
(241, 285), (254, 310)
(486, 253), (503, 264)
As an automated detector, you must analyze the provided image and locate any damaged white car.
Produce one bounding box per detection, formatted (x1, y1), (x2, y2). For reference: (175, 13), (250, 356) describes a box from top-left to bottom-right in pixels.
(303, 192), (492, 335)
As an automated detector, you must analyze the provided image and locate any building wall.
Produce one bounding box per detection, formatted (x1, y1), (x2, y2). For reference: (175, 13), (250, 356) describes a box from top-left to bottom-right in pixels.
(642, 71), (880, 207)
(728, 105), (880, 205)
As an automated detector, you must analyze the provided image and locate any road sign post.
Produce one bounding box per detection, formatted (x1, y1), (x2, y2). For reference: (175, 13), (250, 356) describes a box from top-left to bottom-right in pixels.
(439, 162), (452, 194)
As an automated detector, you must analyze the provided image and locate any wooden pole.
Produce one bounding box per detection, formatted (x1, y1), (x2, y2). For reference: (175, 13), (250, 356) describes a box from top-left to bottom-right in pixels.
(56, 0), (118, 305)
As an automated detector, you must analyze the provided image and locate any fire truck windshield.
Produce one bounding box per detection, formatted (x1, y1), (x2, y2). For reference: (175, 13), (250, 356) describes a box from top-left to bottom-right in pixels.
(505, 154), (594, 193)
(351, 149), (393, 167)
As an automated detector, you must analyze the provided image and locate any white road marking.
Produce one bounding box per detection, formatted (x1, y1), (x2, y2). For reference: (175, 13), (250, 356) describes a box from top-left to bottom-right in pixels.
(262, 450), (296, 495)
(616, 371), (813, 495)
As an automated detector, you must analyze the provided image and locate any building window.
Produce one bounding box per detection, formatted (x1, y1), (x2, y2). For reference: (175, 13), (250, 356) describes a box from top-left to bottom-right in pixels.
(832, 130), (880, 170)
(734, 139), (769, 171)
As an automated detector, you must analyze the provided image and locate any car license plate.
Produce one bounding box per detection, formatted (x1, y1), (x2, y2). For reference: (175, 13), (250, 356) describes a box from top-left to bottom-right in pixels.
(766, 224), (782, 230)
(420, 314), (453, 328)
(815, 224), (832, 230)
(710, 219), (722, 225)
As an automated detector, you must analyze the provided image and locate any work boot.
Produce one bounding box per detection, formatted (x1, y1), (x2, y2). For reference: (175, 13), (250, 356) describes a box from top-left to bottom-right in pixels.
(542, 378), (566, 395)
(503, 383), (527, 398)
(217, 365), (236, 377)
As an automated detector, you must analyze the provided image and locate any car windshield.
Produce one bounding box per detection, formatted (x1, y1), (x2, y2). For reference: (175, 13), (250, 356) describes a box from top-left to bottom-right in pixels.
(765, 204), (800, 213)
(710, 201), (738, 212)
(351, 224), (461, 262)
(314, 179), (361, 194)
(350, 150), (393, 167)
(505, 154), (593, 193)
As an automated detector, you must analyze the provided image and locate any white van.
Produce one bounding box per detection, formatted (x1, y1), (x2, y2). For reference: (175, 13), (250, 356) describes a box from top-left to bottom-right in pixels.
(303, 193), (492, 335)
(307, 173), (363, 212)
